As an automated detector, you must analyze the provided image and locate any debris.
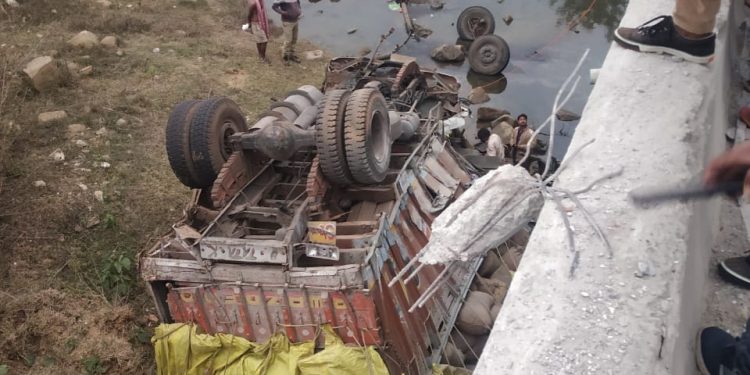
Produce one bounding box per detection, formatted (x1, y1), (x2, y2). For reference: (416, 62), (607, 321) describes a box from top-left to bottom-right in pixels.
(430, 44), (465, 63)
(100, 36), (118, 48)
(468, 87), (490, 104)
(304, 50), (324, 60)
(116, 49), (124, 57)
(38, 110), (67, 124)
(33, 180), (47, 188)
(67, 31), (100, 49)
(75, 139), (88, 147)
(153, 47), (161, 54)
(96, 0), (112, 7)
(477, 107), (510, 122)
(99, 162), (111, 169)
(95, 127), (109, 137)
(78, 183), (88, 191)
(67, 123), (87, 135)
(430, 0), (444, 10)
(347, 28), (358, 35)
(115, 118), (128, 127)
(634, 261), (653, 278)
(94, 190), (104, 202)
(79, 65), (94, 76)
(556, 108), (581, 122)
(85, 216), (101, 228)
(49, 148), (65, 162)
(23, 56), (65, 92)
(502, 15), (514, 25)
(147, 314), (159, 323)
(5, 0), (19, 7)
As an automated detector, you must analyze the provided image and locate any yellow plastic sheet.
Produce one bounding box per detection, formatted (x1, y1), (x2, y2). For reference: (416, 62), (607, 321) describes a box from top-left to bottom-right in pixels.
(153, 324), (389, 375)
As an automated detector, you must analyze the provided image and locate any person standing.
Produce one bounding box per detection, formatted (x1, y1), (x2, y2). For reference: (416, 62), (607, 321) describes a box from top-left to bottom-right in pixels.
(613, 0), (719, 64)
(511, 114), (534, 164)
(272, 0), (302, 63)
(246, 0), (270, 63)
(477, 128), (505, 164)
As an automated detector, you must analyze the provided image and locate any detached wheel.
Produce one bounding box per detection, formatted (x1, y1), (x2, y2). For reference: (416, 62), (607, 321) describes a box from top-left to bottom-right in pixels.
(457, 6), (495, 41)
(315, 89), (355, 186)
(468, 34), (510, 75)
(165, 99), (203, 188)
(189, 97), (248, 188)
(344, 88), (391, 185)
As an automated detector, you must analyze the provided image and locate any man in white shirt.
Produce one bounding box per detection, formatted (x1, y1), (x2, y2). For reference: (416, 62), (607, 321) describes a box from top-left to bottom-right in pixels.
(478, 128), (505, 163)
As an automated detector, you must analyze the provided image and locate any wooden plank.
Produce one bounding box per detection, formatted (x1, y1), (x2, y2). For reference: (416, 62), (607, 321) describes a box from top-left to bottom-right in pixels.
(336, 221), (379, 235)
(349, 201), (378, 221)
(344, 186), (397, 203)
(141, 257), (287, 284)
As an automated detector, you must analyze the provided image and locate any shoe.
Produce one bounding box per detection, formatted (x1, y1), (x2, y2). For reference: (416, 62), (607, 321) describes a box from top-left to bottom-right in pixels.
(697, 327), (738, 375)
(719, 256), (750, 288)
(614, 15), (715, 64)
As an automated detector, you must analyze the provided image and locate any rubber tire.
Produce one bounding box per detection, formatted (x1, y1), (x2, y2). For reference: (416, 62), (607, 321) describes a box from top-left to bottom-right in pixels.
(468, 34), (510, 75)
(315, 89), (355, 186)
(457, 6), (495, 41)
(188, 97), (248, 188)
(165, 99), (203, 188)
(344, 88), (392, 185)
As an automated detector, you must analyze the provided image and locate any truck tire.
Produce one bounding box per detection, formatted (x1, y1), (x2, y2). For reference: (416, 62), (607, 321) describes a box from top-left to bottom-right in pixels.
(165, 99), (202, 188)
(315, 89), (355, 186)
(189, 97), (248, 188)
(468, 34), (510, 75)
(344, 88), (391, 185)
(457, 6), (495, 41)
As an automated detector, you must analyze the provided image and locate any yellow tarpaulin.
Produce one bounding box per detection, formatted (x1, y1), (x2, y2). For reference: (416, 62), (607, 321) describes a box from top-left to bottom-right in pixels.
(152, 324), (389, 375)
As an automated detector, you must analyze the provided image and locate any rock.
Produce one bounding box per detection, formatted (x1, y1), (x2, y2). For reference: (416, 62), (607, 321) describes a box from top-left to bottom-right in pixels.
(95, 127), (108, 137)
(503, 15), (514, 25)
(430, 44), (465, 63)
(100, 36), (118, 48)
(5, 0), (19, 7)
(75, 139), (88, 147)
(99, 162), (111, 169)
(491, 116), (514, 146)
(304, 50), (324, 60)
(68, 31), (99, 49)
(49, 149), (65, 162)
(430, 0), (444, 10)
(96, 0), (112, 7)
(78, 183), (88, 191)
(556, 108), (581, 121)
(347, 28), (358, 35)
(116, 49), (124, 57)
(94, 190), (104, 202)
(468, 87), (490, 104)
(67, 123), (87, 135)
(115, 118), (128, 126)
(357, 47), (372, 56)
(33, 180), (47, 188)
(49, 50), (60, 58)
(38, 110), (67, 123)
(477, 107), (509, 122)
(85, 216), (101, 228)
(23, 56), (65, 92)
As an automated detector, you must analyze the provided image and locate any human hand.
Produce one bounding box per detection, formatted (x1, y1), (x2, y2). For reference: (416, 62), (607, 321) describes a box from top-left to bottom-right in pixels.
(704, 141), (750, 198)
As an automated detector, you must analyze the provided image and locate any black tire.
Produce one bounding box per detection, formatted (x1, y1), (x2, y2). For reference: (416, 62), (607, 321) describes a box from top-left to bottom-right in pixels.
(315, 89), (355, 186)
(344, 88), (392, 185)
(457, 6), (495, 41)
(468, 34), (510, 75)
(189, 97), (248, 188)
(165, 99), (202, 188)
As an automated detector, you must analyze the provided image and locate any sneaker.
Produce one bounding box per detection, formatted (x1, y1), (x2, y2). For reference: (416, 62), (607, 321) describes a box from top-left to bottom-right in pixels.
(614, 15), (715, 64)
(697, 327), (738, 375)
(719, 256), (750, 288)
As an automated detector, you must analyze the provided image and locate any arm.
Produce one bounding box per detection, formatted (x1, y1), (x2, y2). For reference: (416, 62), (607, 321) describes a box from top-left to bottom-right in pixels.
(703, 141), (750, 197)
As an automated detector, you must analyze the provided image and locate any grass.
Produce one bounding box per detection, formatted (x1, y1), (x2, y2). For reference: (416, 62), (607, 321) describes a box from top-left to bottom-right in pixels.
(0, 0), (327, 373)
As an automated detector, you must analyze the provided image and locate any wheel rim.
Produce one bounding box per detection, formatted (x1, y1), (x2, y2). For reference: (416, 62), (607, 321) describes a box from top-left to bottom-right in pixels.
(468, 17), (489, 37)
(370, 110), (389, 165)
(220, 120), (237, 160)
(479, 44), (499, 65)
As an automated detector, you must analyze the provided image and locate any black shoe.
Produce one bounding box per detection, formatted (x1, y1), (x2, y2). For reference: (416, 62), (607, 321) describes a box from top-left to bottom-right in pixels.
(719, 256), (750, 288)
(614, 15), (715, 64)
(697, 327), (738, 375)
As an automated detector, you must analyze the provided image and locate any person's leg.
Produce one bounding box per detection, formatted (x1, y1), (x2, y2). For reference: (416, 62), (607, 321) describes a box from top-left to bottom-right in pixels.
(287, 21), (300, 63)
(282, 21), (293, 60)
(257, 42), (269, 63)
(673, 0), (721, 36)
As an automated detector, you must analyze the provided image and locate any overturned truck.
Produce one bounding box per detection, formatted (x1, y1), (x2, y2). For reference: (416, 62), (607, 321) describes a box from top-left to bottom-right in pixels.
(140, 56), (521, 373)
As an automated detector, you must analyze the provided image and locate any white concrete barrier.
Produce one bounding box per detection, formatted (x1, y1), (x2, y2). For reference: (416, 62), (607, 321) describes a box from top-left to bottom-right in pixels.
(475, 0), (736, 373)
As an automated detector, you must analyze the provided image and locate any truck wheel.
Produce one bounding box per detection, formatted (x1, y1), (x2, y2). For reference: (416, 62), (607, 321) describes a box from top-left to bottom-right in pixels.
(189, 97), (248, 188)
(344, 88), (391, 185)
(165, 99), (203, 188)
(468, 34), (510, 75)
(457, 6), (495, 41)
(315, 89), (355, 186)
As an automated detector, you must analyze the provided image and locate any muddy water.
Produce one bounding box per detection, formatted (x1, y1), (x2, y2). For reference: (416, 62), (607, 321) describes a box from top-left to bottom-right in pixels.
(295, 0), (627, 158)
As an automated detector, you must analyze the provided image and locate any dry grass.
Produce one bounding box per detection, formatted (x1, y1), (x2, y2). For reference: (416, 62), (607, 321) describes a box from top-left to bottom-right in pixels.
(0, 0), (326, 372)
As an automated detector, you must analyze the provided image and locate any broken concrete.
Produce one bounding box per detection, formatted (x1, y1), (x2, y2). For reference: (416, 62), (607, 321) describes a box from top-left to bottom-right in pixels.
(38, 110), (67, 123)
(23, 56), (65, 92)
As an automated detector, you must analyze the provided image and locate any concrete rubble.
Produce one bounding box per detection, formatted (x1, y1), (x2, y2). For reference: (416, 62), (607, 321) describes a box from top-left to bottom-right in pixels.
(38, 110), (67, 123)
(431, 44), (465, 63)
(23, 56), (66, 92)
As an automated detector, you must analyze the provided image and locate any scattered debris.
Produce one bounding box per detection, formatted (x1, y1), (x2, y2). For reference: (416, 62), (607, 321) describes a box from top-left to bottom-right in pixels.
(347, 28), (358, 35)
(67, 31), (100, 49)
(85, 216), (101, 228)
(469, 87), (490, 104)
(95, 0), (112, 7)
(79, 65), (94, 76)
(100, 36), (119, 48)
(503, 15), (514, 25)
(33, 180), (47, 188)
(38, 110), (67, 124)
(23, 56), (66, 92)
(304, 50), (324, 60)
(94, 190), (104, 202)
(75, 139), (89, 147)
(67, 123), (87, 135)
(115, 118), (128, 127)
(50, 149), (66, 162)
(430, 44), (465, 63)
(78, 183), (88, 191)
(95, 127), (109, 137)
(556, 108), (581, 122)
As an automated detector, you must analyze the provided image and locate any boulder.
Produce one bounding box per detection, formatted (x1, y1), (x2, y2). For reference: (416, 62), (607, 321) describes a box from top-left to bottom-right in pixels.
(68, 31), (99, 49)
(23, 56), (65, 92)
(477, 107), (509, 122)
(38, 110), (67, 123)
(468, 87), (490, 104)
(100, 36), (118, 48)
(556, 108), (581, 121)
(431, 44), (465, 63)
(491, 116), (514, 146)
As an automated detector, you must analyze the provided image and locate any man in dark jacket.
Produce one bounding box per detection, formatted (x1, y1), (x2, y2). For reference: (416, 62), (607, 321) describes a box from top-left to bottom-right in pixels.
(271, 0), (302, 63)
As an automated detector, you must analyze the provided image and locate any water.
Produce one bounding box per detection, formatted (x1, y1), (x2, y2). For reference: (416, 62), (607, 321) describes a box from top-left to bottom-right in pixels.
(296, 0), (627, 158)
